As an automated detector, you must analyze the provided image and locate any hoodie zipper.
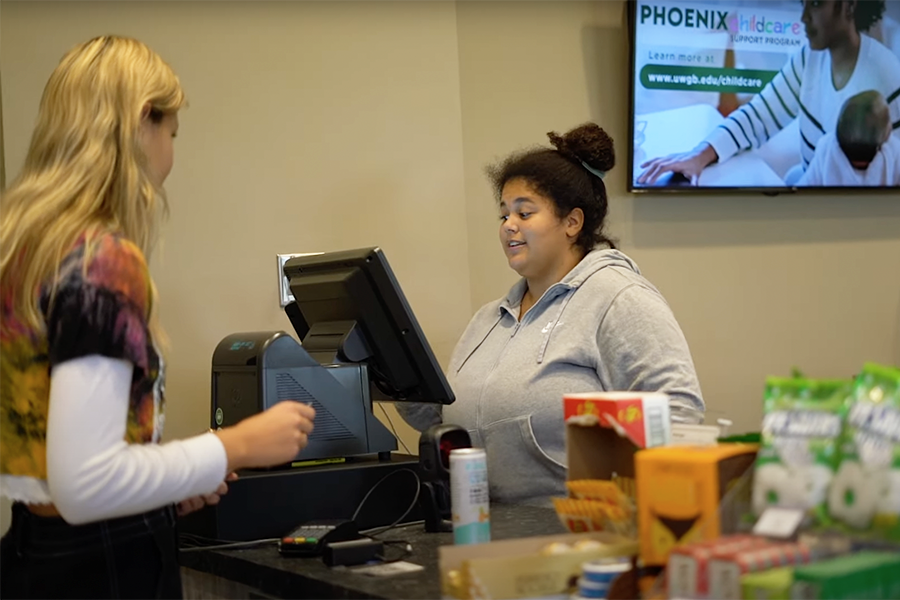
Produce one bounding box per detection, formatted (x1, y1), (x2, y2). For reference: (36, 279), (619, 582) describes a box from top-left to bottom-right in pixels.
(472, 251), (633, 432)
(475, 288), (560, 430)
(477, 314), (518, 430)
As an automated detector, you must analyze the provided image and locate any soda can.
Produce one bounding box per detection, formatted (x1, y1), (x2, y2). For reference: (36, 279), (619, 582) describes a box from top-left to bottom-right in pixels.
(449, 447), (490, 545)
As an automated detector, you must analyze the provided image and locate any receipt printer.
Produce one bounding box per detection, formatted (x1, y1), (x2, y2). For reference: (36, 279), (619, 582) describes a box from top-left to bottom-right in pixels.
(210, 331), (397, 462)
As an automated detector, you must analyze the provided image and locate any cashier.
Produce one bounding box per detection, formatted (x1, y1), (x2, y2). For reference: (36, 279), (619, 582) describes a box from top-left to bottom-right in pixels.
(399, 123), (704, 504)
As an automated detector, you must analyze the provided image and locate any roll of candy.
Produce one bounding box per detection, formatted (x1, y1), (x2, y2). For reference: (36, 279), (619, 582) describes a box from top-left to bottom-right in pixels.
(579, 558), (630, 599)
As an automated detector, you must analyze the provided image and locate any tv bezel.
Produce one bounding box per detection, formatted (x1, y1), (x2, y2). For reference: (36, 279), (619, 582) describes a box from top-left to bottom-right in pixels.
(625, 0), (895, 195)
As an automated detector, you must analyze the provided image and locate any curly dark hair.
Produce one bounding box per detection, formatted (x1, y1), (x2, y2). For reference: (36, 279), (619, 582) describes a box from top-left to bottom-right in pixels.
(485, 123), (617, 256)
(847, 0), (886, 32)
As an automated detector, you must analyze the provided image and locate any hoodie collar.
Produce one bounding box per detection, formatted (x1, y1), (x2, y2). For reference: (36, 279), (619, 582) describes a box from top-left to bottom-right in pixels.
(498, 248), (641, 315)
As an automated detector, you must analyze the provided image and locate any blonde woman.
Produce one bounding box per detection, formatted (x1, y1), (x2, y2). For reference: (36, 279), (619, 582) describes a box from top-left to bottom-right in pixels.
(0, 36), (315, 599)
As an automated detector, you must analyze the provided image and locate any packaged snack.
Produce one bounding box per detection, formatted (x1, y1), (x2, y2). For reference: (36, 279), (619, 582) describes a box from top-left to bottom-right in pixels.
(666, 534), (768, 599)
(567, 479), (632, 507)
(791, 550), (900, 599)
(540, 542), (573, 556)
(572, 539), (606, 552)
(707, 541), (821, 600)
(753, 377), (850, 523)
(831, 363), (900, 538)
(740, 567), (794, 600)
(554, 478), (636, 537)
(579, 558), (631, 598)
(552, 497), (635, 537)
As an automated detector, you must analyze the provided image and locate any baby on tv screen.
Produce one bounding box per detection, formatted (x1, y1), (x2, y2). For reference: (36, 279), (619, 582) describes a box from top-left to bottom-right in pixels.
(629, 0), (900, 191)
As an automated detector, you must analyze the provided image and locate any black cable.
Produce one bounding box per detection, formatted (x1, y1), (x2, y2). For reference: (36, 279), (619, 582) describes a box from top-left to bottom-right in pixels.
(180, 537), (279, 552)
(358, 519), (424, 536)
(374, 540), (413, 564)
(350, 468), (421, 538)
(372, 372), (408, 401)
(179, 532), (240, 547)
(367, 361), (413, 401)
(378, 403), (412, 454)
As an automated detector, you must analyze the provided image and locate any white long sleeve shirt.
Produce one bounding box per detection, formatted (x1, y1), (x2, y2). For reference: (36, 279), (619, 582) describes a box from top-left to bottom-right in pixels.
(706, 35), (900, 170)
(34, 356), (228, 524)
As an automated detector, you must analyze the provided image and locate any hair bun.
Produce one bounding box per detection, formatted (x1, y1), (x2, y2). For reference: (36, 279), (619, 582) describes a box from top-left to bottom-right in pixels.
(547, 123), (615, 174)
(547, 131), (567, 152)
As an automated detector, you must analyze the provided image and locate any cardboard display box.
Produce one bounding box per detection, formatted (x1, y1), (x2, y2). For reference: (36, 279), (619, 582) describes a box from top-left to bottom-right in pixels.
(434, 393), (669, 599)
(635, 444), (758, 567)
(438, 531), (639, 600)
(439, 392), (759, 599)
(564, 392), (672, 499)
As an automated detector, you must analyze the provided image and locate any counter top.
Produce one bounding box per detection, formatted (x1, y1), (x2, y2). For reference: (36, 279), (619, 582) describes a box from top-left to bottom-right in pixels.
(180, 502), (566, 599)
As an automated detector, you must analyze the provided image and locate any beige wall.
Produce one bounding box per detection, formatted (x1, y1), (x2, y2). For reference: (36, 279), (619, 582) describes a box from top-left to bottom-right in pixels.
(0, 1), (468, 462)
(2, 1), (899, 533)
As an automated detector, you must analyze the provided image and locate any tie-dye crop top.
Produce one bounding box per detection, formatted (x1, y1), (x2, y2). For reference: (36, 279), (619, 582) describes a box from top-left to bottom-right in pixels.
(0, 233), (165, 503)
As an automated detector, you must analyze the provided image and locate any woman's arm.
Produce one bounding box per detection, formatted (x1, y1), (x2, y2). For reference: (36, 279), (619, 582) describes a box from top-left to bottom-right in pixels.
(394, 403), (443, 432)
(46, 356), (316, 525)
(596, 284), (704, 424)
(46, 355), (228, 524)
(705, 46), (806, 164)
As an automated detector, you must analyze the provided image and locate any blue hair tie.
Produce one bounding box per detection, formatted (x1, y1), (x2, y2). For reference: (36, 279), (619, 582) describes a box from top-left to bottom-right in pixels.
(579, 160), (606, 180)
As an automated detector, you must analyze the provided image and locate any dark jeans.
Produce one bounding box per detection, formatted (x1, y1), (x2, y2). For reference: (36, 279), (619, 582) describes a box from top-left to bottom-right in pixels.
(0, 502), (182, 599)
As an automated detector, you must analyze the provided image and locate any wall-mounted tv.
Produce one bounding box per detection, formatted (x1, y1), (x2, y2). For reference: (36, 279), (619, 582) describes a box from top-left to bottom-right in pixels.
(628, 0), (900, 193)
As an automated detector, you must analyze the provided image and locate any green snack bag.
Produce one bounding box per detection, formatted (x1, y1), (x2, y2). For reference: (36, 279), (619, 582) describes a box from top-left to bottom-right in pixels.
(741, 567), (794, 600)
(791, 551), (900, 599)
(753, 377), (850, 524)
(830, 363), (900, 539)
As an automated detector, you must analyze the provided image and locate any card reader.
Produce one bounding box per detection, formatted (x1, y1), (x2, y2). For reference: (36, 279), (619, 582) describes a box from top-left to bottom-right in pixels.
(278, 519), (360, 557)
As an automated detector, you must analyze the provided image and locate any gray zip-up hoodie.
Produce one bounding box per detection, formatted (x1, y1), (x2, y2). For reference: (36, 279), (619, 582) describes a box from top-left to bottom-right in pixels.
(399, 249), (704, 504)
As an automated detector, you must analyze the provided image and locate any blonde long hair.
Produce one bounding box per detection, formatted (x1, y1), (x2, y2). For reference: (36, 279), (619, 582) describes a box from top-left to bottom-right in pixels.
(0, 36), (185, 343)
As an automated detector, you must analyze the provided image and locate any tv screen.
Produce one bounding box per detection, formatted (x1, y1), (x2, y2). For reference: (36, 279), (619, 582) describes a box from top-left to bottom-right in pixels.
(628, 0), (900, 192)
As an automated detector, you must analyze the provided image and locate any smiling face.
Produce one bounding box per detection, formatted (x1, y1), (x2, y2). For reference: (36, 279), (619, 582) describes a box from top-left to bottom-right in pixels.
(498, 178), (583, 290)
(801, 0), (856, 50)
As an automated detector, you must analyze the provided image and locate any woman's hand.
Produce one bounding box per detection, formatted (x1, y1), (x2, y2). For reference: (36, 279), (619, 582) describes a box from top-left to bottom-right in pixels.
(176, 472), (239, 517)
(637, 143), (718, 185)
(214, 401), (316, 472)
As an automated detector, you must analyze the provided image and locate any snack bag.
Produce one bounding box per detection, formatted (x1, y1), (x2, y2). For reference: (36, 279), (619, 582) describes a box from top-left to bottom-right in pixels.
(753, 377), (850, 524)
(554, 479), (636, 537)
(567, 479), (633, 507)
(552, 497), (635, 537)
(830, 363), (900, 539)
